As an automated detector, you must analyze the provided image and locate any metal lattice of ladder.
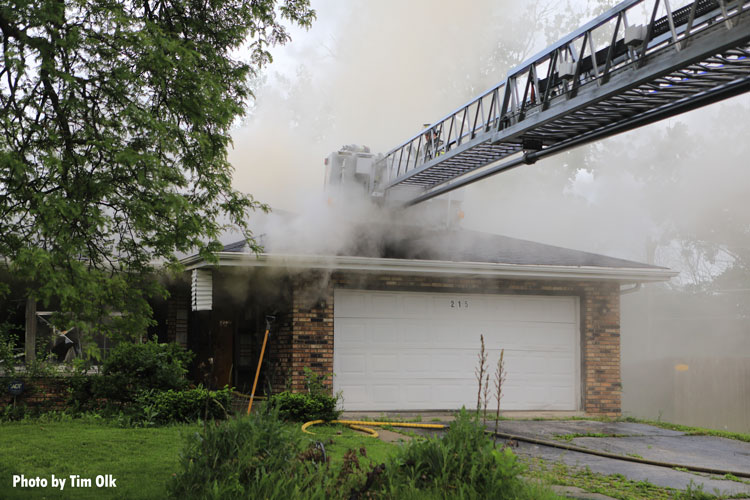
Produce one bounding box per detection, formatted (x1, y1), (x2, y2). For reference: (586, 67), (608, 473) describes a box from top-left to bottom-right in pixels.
(375, 0), (750, 206)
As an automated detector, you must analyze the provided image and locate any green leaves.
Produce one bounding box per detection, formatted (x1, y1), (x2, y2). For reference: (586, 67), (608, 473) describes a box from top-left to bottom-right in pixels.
(268, 390), (341, 422)
(0, 0), (314, 338)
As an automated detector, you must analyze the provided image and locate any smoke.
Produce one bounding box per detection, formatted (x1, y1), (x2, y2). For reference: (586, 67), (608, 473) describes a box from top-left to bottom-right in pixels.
(228, 0), (534, 211)
(225, 0), (750, 431)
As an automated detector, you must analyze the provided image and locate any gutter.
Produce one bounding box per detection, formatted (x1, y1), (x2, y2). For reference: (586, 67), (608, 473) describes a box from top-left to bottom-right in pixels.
(181, 252), (678, 283)
(619, 283), (643, 295)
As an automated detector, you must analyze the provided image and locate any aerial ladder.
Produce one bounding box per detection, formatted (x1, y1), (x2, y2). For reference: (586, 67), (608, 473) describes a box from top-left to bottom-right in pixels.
(327, 0), (750, 207)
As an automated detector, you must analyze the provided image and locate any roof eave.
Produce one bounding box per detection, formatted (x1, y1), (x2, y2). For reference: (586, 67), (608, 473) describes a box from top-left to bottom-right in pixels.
(180, 252), (678, 283)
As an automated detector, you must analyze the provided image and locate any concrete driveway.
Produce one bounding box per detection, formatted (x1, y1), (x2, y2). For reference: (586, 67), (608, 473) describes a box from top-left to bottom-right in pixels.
(491, 420), (750, 497)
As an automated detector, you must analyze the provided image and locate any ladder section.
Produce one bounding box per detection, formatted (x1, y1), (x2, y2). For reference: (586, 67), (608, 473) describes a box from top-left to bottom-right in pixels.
(376, 0), (750, 205)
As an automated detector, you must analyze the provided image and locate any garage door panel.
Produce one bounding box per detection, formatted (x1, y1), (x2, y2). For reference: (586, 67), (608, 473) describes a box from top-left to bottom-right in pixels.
(371, 295), (400, 316)
(432, 351), (476, 374)
(403, 354), (431, 373)
(334, 289), (579, 411)
(522, 323), (576, 345)
(434, 384), (467, 405)
(336, 293), (368, 317)
(403, 384), (431, 403)
(401, 318), (432, 343)
(339, 385), (368, 405)
(402, 296), (432, 317)
(372, 385), (399, 404)
(366, 319), (400, 344)
(338, 354), (367, 375)
(370, 353), (399, 374)
(335, 319), (367, 345)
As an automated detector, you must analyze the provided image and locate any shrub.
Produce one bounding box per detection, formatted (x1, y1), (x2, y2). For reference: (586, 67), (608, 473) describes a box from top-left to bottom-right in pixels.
(67, 339), (194, 410)
(168, 407), (327, 500)
(64, 340), (235, 426)
(101, 339), (193, 399)
(135, 386), (232, 425)
(382, 408), (526, 499)
(268, 391), (341, 422)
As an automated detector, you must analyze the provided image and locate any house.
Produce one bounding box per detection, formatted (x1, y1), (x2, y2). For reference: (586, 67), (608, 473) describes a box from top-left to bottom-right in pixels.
(173, 225), (676, 416)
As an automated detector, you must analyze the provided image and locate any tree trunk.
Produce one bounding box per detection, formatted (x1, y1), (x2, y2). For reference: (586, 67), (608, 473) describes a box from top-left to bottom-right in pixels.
(25, 296), (37, 363)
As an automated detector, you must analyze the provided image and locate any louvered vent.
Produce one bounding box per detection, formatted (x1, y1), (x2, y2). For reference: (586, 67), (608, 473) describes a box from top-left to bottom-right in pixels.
(191, 269), (213, 311)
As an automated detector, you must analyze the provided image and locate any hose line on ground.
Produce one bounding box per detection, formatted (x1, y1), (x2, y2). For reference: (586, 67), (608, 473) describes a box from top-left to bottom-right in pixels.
(301, 419), (448, 439)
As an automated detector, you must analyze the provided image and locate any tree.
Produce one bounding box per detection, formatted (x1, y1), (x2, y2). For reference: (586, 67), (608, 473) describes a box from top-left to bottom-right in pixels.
(0, 0), (315, 341)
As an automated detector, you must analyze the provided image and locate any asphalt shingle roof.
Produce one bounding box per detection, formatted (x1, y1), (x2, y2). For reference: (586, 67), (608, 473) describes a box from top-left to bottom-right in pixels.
(222, 226), (662, 270)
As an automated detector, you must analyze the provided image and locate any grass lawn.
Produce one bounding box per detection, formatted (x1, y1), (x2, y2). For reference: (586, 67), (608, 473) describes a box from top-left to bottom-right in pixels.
(0, 419), (200, 499)
(302, 423), (401, 467)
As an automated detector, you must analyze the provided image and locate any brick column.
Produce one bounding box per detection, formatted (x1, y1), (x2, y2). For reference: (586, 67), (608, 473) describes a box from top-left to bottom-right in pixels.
(582, 282), (621, 416)
(289, 275), (335, 393)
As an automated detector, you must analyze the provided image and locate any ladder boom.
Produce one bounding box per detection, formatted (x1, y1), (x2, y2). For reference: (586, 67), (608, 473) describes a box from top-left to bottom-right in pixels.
(375, 0), (750, 205)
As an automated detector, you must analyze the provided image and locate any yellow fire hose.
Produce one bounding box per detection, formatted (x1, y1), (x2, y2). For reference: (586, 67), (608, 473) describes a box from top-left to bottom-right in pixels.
(302, 419), (448, 439)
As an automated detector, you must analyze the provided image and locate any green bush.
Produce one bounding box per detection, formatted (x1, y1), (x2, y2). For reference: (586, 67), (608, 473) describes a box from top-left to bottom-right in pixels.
(101, 339), (193, 399)
(381, 409), (527, 499)
(135, 386), (232, 425)
(64, 341), (235, 426)
(268, 390), (341, 422)
(67, 339), (194, 409)
(168, 407), (327, 500)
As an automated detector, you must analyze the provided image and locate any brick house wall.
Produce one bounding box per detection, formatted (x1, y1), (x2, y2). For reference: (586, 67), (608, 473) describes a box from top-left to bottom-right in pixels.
(264, 271), (621, 416)
(274, 274), (334, 394)
(0, 377), (69, 412)
(264, 311), (294, 393)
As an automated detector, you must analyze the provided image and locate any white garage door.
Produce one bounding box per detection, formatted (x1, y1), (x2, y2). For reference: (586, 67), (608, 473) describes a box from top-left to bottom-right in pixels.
(334, 289), (579, 411)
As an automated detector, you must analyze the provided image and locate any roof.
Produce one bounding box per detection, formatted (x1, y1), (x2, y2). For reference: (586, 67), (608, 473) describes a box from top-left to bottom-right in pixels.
(222, 226), (661, 269)
(180, 225), (676, 283)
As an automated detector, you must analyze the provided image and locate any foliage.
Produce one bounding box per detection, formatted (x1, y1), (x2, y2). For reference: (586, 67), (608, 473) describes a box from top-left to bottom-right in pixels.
(68, 340), (194, 410)
(0, 0), (315, 338)
(168, 406), (567, 500)
(134, 386), (231, 425)
(0, 322), (18, 375)
(268, 390), (341, 422)
(554, 432), (627, 442)
(0, 321), (59, 376)
(475, 334), (489, 418)
(101, 339), (193, 396)
(303, 366), (330, 395)
(67, 379), (232, 426)
(266, 367), (341, 422)
(0, 419), (200, 499)
(382, 409), (526, 499)
(305, 423), (399, 468)
(65, 340), (232, 426)
(493, 347), (506, 438)
(0, 402), (29, 421)
(168, 406), (321, 500)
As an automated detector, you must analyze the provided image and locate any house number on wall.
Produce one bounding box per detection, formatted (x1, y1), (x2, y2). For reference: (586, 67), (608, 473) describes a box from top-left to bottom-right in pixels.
(450, 300), (469, 309)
